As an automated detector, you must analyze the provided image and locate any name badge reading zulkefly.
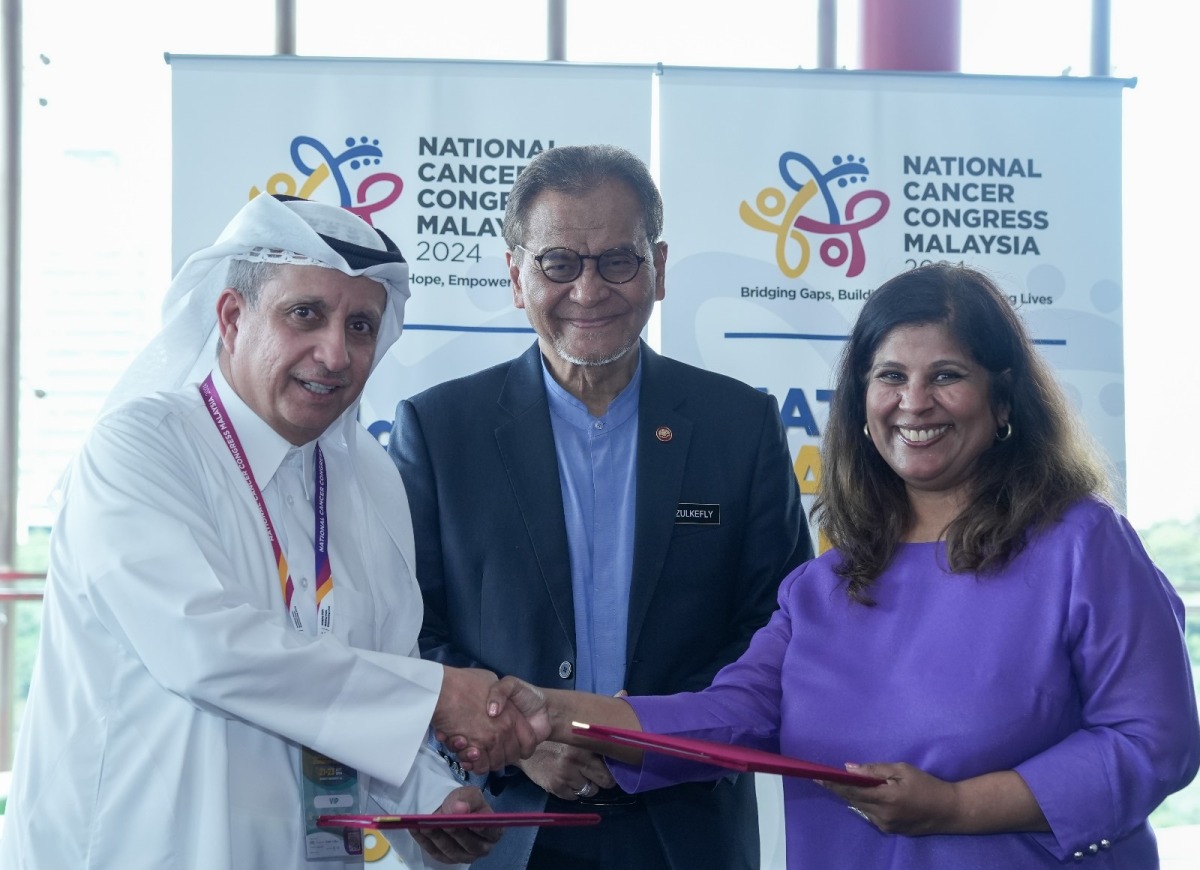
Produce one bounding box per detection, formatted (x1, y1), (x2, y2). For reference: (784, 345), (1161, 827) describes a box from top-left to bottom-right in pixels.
(675, 503), (721, 524)
(301, 747), (363, 861)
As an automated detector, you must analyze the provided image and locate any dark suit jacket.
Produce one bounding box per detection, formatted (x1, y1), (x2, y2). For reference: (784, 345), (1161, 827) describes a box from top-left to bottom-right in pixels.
(389, 341), (812, 868)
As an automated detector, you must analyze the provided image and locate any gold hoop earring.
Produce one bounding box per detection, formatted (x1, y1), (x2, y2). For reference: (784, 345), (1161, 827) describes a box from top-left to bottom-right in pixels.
(995, 421), (1013, 442)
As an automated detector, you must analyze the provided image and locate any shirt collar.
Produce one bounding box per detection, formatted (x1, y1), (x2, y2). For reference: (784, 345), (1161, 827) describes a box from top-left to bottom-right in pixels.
(207, 366), (317, 491)
(541, 347), (643, 430)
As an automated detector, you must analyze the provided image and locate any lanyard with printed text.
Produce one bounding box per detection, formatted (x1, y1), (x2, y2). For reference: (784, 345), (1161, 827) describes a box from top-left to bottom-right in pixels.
(199, 374), (333, 635)
(201, 374), (359, 861)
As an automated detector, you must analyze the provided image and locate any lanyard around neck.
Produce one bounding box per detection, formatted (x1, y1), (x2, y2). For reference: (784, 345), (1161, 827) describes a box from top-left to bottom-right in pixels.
(199, 374), (333, 635)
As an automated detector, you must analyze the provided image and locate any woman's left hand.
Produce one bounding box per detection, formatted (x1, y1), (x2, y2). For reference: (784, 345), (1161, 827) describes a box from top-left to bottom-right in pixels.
(824, 763), (1049, 837)
(821, 762), (959, 836)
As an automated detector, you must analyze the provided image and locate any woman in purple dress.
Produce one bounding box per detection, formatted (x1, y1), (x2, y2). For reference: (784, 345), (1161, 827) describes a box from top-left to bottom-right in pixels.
(483, 262), (1200, 868)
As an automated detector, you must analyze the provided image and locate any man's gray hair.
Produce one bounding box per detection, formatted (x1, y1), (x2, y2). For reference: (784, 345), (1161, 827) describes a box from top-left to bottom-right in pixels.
(224, 259), (279, 309)
(502, 144), (664, 250)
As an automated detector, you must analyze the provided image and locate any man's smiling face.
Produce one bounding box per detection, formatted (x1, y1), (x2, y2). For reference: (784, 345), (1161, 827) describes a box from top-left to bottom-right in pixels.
(217, 263), (385, 444)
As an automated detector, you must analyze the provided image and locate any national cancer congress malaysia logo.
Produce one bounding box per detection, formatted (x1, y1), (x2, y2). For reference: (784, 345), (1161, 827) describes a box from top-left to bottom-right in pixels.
(740, 151), (890, 279)
(249, 133), (404, 225)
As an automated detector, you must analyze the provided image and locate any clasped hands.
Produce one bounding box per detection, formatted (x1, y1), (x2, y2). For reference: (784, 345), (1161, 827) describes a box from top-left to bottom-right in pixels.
(432, 668), (552, 773)
(436, 673), (622, 801)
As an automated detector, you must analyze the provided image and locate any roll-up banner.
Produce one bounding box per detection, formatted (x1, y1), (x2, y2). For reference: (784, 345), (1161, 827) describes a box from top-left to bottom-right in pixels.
(656, 67), (1129, 530)
(170, 55), (653, 440)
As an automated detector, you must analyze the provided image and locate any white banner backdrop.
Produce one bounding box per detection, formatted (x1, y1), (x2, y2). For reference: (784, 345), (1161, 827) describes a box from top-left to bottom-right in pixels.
(656, 67), (1129, 535)
(171, 55), (653, 442)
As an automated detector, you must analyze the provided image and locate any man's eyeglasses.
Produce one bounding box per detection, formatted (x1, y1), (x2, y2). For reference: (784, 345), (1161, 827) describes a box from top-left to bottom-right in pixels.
(514, 245), (647, 285)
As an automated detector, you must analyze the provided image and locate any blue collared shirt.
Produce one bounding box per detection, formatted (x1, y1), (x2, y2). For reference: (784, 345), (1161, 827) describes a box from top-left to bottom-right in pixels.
(542, 353), (641, 696)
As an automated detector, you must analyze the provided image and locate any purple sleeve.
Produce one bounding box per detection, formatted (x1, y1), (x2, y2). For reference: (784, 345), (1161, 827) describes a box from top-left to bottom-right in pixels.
(1016, 506), (1200, 860)
(608, 565), (802, 793)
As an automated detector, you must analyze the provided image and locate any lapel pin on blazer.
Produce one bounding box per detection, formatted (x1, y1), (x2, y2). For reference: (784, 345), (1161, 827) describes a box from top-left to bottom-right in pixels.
(655, 426), (673, 442)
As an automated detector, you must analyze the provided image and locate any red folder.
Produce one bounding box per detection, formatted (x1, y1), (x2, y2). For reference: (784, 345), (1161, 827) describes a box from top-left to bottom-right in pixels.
(572, 721), (885, 787)
(316, 812), (602, 830)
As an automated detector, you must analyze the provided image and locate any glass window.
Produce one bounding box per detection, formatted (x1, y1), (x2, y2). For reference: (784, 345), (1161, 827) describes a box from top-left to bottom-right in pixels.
(18, 0), (276, 532)
(6, 3), (1199, 862)
(296, 0), (544, 60)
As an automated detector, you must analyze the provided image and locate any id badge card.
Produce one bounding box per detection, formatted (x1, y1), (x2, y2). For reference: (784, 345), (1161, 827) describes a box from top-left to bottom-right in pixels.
(301, 747), (363, 861)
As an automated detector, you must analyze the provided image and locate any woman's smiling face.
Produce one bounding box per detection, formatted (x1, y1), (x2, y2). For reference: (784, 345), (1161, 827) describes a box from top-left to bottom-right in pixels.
(865, 322), (1006, 498)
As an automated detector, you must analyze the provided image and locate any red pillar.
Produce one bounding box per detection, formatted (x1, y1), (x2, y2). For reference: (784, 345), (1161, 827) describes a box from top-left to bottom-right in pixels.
(860, 0), (961, 72)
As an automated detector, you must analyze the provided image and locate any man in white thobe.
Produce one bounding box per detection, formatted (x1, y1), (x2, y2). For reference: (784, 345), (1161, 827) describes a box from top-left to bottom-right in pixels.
(0, 194), (542, 869)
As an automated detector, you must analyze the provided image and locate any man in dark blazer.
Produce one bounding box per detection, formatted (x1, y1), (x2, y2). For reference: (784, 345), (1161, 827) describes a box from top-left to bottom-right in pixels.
(389, 144), (812, 869)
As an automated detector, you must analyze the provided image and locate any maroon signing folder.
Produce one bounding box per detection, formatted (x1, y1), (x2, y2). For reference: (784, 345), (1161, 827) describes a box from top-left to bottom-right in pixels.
(317, 812), (602, 830)
(572, 721), (885, 787)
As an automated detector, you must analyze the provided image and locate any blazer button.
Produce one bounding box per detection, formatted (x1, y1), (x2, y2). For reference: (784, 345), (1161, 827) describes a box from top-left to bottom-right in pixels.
(558, 661), (573, 679)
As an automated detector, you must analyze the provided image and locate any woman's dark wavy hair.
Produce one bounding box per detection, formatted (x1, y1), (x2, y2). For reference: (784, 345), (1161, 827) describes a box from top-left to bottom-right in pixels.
(811, 262), (1110, 604)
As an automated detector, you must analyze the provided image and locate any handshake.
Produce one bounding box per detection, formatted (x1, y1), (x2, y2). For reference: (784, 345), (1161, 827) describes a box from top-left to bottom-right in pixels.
(431, 668), (555, 772)
(415, 672), (612, 864)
